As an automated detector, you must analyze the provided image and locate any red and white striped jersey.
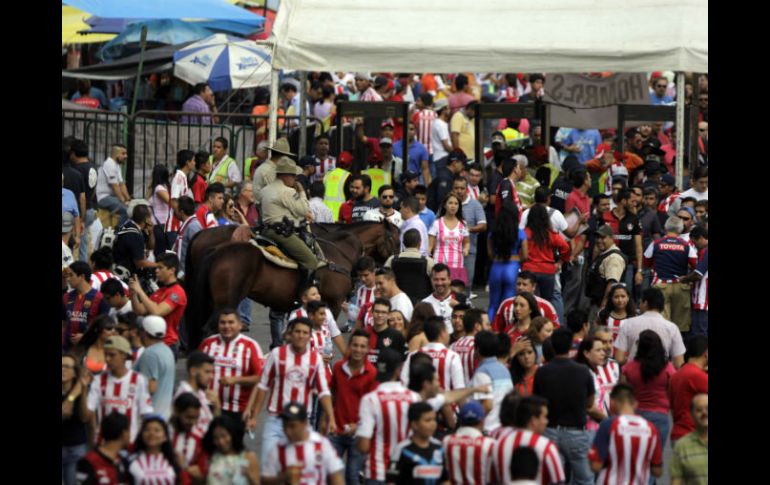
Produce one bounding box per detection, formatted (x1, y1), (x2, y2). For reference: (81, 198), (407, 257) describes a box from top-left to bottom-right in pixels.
(257, 344), (331, 415)
(356, 284), (377, 309)
(588, 414), (663, 485)
(90, 270), (128, 293)
(262, 430), (345, 484)
(692, 249), (708, 311)
(657, 192), (680, 216)
(311, 156), (337, 183)
(606, 316), (627, 348)
(356, 381), (422, 481)
(450, 335), (478, 383)
(128, 451), (177, 485)
(401, 342), (466, 391)
(87, 370), (153, 442)
(288, 307), (342, 347)
(429, 218), (468, 269)
(412, 109), (437, 155)
(171, 427), (204, 468)
(588, 369), (604, 432)
(466, 184), (481, 201)
(166, 169), (190, 232)
(200, 334), (265, 413)
(174, 380), (214, 436)
(596, 360), (621, 415)
(442, 427), (495, 485)
(493, 295), (561, 332)
(492, 427), (566, 485)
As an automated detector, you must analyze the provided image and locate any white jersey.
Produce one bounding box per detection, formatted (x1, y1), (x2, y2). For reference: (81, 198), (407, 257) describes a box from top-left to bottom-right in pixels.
(312, 156), (337, 183)
(450, 336), (477, 383)
(174, 380), (214, 436)
(356, 381), (422, 481)
(166, 169), (190, 232)
(288, 307), (341, 340)
(400, 342), (465, 391)
(90, 270), (128, 292)
(491, 427), (565, 485)
(87, 370), (153, 442)
(443, 427), (496, 485)
(258, 344), (331, 415)
(421, 293), (456, 335)
(172, 427), (204, 468)
(362, 208), (404, 228)
(128, 451), (177, 485)
(262, 430), (344, 485)
(356, 284), (377, 309)
(389, 292), (414, 321)
(200, 334), (265, 413)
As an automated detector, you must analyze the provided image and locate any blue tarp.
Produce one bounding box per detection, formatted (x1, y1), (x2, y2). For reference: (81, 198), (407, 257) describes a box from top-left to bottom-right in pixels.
(85, 17), (262, 37)
(63, 0), (264, 26)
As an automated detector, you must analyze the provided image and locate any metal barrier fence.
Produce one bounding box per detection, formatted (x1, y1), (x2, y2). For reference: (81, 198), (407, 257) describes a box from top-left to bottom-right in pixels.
(62, 109), (323, 197)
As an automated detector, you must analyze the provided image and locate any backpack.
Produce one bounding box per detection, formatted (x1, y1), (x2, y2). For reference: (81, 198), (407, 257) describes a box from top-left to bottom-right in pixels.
(392, 256), (432, 304)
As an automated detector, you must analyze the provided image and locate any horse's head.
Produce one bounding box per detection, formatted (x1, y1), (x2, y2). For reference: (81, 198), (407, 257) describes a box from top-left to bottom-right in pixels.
(374, 219), (400, 261)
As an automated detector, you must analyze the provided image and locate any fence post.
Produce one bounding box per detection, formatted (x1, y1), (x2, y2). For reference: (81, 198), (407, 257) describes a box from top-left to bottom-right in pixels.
(126, 114), (136, 197)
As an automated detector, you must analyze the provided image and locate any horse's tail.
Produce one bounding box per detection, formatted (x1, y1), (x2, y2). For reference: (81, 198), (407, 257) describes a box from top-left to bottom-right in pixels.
(184, 230), (201, 298)
(185, 246), (217, 352)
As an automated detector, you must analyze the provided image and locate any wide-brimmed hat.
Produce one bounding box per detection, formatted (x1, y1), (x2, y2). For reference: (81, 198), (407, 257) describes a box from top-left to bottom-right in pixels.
(275, 156), (302, 175)
(269, 137), (295, 158)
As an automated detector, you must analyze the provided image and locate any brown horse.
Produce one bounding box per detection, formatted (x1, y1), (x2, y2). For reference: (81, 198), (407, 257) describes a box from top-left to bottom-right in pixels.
(184, 231), (363, 351)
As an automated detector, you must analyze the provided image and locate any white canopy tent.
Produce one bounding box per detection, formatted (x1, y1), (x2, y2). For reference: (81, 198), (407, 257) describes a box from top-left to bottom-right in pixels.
(270, 0), (707, 74)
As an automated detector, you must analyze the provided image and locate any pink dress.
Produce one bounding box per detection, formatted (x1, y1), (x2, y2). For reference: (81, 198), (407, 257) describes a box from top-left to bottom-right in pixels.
(429, 217), (469, 284)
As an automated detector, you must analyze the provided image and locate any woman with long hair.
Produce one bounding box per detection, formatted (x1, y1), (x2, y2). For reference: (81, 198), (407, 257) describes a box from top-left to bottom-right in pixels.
(215, 194), (248, 226)
(203, 416), (260, 484)
(62, 353), (90, 485)
(486, 204), (528, 322)
(510, 340), (538, 396)
(524, 316), (555, 364)
(74, 314), (117, 376)
(505, 292), (542, 343)
(522, 204), (571, 303)
(575, 336), (609, 435)
(621, 330), (676, 449)
(129, 416), (181, 484)
(596, 284), (638, 354)
(388, 310), (408, 338)
(428, 193), (471, 285)
(406, 302), (436, 352)
(147, 163), (172, 256)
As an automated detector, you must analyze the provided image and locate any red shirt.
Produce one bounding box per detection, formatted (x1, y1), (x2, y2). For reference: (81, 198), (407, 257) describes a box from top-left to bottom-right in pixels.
(521, 228), (571, 274)
(339, 199), (354, 224)
(191, 173), (208, 204)
(669, 363), (708, 441)
(74, 96), (101, 109)
(565, 188), (591, 216)
(150, 282), (188, 345)
(195, 204), (217, 229)
(330, 358), (378, 434)
(621, 360), (675, 414)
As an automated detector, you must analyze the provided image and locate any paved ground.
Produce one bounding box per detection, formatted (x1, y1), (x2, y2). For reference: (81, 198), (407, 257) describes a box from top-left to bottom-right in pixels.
(175, 289), (672, 482)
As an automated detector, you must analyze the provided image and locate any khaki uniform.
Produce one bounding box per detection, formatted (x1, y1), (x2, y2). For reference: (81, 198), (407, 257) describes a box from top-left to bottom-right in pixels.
(260, 179), (318, 269)
(252, 160), (277, 205)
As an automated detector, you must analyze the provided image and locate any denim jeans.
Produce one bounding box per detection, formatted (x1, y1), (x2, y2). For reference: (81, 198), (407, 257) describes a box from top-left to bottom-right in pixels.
(62, 443), (88, 485)
(260, 414), (286, 465)
(623, 263), (641, 305)
(97, 195), (129, 227)
(463, 253), (477, 289)
(691, 310), (708, 337)
(543, 427), (594, 485)
(269, 310), (286, 349)
(638, 410), (671, 450)
(330, 434), (366, 485)
(533, 272), (556, 303)
(552, 268), (565, 325)
(238, 298), (253, 326)
(79, 208), (97, 262)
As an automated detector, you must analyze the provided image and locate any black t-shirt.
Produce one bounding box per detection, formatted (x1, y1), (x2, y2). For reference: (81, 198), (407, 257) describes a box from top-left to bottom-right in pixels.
(367, 326), (407, 364)
(62, 392), (88, 446)
(73, 161), (99, 210)
(76, 449), (130, 485)
(386, 438), (449, 485)
(113, 221), (146, 273)
(351, 197), (381, 222)
(550, 175), (574, 214)
(606, 210), (642, 261)
(532, 357), (595, 427)
(638, 207), (664, 251)
(485, 169), (504, 222)
(63, 165), (86, 202)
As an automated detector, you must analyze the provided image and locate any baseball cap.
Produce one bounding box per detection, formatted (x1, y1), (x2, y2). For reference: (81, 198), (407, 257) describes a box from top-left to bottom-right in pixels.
(459, 401), (485, 426)
(491, 131), (506, 145)
(596, 225), (614, 238)
(380, 120), (395, 129)
(355, 72), (372, 81)
(379, 137), (393, 146)
(447, 150), (468, 165)
(677, 206), (696, 219)
(400, 170), (419, 183)
(338, 151), (353, 168)
(376, 348), (404, 382)
(279, 401), (309, 422)
(374, 76), (388, 89)
(104, 335), (132, 356)
(142, 315), (167, 339)
(561, 155), (581, 174)
(660, 174), (675, 186)
(62, 211), (74, 233)
(611, 164), (629, 178)
(432, 98), (449, 112)
(594, 143), (613, 159)
(297, 155), (320, 168)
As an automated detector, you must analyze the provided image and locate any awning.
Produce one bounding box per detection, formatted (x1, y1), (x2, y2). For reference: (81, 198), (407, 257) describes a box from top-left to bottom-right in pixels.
(63, 0), (264, 26)
(62, 6), (116, 45)
(61, 44), (186, 81)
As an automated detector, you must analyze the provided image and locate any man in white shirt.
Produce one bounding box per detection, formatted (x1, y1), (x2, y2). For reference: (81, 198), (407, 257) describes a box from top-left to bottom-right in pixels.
(308, 181), (334, 223)
(374, 268), (413, 321)
(166, 150), (196, 238)
(101, 278), (133, 319)
(398, 196), (429, 256)
(430, 99), (453, 178)
(96, 144), (131, 226)
(421, 263), (458, 334)
(677, 166), (708, 202)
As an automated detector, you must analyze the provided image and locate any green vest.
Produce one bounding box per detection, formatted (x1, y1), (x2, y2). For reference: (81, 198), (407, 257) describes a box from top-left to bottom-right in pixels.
(364, 168), (391, 200)
(323, 168), (350, 222)
(502, 127), (526, 149)
(208, 155), (237, 184)
(244, 157), (259, 179)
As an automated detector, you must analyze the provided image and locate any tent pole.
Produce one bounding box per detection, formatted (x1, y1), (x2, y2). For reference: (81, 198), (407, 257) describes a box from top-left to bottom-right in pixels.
(269, 67), (279, 146)
(299, 71), (308, 157)
(675, 72), (685, 189)
(129, 25), (148, 116)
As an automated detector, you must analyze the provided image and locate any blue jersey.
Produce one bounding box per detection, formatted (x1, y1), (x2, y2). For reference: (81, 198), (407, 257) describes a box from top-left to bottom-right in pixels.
(643, 236), (697, 284)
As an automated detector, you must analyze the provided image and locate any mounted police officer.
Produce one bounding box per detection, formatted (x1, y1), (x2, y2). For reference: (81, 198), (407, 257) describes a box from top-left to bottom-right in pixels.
(260, 157), (319, 287)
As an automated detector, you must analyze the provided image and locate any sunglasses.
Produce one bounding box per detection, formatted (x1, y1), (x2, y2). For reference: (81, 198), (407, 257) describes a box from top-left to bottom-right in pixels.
(679, 216), (692, 221)
(655, 84), (667, 88)
(381, 195), (394, 199)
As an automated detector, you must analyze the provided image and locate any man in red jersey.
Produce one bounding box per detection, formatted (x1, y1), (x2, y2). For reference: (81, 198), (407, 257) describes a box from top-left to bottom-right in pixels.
(76, 412), (131, 484)
(492, 271), (561, 332)
(200, 309), (264, 427)
(669, 336), (708, 443)
(589, 384), (663, 484)
(128, 253), (187, 354)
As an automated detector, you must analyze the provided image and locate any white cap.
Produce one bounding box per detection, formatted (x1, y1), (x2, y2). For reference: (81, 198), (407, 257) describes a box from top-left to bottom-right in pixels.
(142, 315), (167, 339)
(513, 154), (529, 168)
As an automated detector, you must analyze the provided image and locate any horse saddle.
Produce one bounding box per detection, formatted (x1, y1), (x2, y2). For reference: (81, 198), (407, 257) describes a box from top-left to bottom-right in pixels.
(249, 236), (299, 269)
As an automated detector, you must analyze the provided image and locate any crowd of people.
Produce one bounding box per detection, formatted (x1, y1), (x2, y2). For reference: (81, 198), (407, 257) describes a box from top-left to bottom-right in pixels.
(63, 70), (708, 485)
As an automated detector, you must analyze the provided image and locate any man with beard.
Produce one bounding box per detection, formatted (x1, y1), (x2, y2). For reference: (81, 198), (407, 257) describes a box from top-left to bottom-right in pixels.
(363, 185), (403, 227)
(349, 174), (381, 223)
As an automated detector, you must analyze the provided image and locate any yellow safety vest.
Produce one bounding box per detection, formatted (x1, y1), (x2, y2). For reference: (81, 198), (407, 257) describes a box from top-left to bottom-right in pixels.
(323, 168), (350, 222)
(502, 127), (526, 149)
(364, 168), (391, 200)
(244, 157), (259, 179)
(208, 156), (237, 184)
